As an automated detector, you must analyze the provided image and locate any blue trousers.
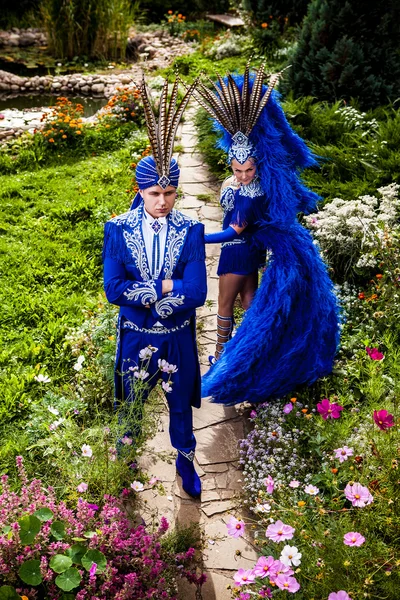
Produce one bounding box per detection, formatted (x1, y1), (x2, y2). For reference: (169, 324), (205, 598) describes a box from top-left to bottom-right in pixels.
(115, 319), (200, 458)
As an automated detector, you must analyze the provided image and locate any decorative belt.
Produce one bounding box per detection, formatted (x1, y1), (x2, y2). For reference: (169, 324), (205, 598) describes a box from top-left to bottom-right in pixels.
(122, 318), (191, 335)
(221, 238), (247, 248)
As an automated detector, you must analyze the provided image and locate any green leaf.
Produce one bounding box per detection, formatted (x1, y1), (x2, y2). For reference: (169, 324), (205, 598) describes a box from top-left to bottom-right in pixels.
(66, 543), (87, 565)
(83, 531), (96, 539)
(71, 537), (86, 542)
(34, 507), (54, 522)
(51, 520), (66, 540)
(18, 515), (41, 545)
(50, 554), (73, 573)
(1, 526), (11, 534)
(55, 567), (81, 591)
(81, 549), (107, 573)
(18, 559), (43, 586)
(0, 586), (20, 600)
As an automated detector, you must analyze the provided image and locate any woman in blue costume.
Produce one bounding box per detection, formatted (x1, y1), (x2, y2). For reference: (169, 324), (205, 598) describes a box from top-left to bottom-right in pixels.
(193, 64), (340, 406)
(102, 76), (206, 497)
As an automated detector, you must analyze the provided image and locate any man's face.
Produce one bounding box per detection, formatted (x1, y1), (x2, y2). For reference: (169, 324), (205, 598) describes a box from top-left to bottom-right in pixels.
(140, 185), (177, 218)
(231, 158), (257, 186)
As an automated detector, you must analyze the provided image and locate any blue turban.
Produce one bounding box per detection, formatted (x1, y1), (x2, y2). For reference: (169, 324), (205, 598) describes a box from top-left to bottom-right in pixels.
(135, 155), (180, 190)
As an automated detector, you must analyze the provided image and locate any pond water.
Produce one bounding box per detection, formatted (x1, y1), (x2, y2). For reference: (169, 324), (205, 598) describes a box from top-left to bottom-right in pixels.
(0, 93), (107, 117)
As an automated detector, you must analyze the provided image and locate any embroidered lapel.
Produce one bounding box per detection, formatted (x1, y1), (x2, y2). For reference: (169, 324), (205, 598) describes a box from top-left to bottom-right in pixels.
(162, 209), (190, 279)
(122, 203), (151, 281)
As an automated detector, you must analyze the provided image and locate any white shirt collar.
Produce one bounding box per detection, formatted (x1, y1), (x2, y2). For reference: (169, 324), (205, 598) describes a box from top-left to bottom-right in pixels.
(143, 208), (167, 227)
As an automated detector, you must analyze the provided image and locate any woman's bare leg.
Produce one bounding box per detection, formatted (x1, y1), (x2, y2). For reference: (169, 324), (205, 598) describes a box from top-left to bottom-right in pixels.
(214, 272), (257, 359)
(239, 271), (258, 310)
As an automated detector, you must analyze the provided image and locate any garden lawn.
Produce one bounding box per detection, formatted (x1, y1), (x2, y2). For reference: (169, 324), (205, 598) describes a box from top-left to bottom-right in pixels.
(0, 150), (134, 422)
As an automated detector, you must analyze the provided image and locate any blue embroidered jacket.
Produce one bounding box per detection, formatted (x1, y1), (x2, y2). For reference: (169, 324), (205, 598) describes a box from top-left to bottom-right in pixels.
(102, 204), (207, 333)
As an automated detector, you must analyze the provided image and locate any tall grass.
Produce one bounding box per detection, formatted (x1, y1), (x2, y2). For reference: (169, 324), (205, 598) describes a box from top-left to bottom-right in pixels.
(41, 0), (133, 60)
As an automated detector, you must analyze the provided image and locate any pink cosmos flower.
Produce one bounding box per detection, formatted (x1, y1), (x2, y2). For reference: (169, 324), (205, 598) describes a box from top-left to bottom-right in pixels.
(266, 520), (295, 542)
(121, 436), (133, 445)
(289, 480), (300, 488)
(76, 482), (88, 493)
(304, 484), (319, 496)
(239, 594), (251, 600)
(343, 532), (365, 547)
(366, 347), (384, 361)
(227, 516), (246, 538)
(258, 589), (273, 598)
(233, 568), (255, 586)
(275, 574), (300, 593)
(274, 561), (294, 578)
(253, 556), (281, 579)
(328, 592), (352, 600)
(264, 475), (275, 494)
(317, 398), (344, 420)
(344, 482), (373, 507)
(334, 446), (354, 463)
(148, 476), (159, 486)
(373, 409), (394, 430)
(283, 403), (293, 414)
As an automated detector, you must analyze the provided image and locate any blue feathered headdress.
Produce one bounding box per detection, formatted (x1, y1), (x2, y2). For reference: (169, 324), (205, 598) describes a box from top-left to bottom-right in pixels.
(194, 65), (320, 223)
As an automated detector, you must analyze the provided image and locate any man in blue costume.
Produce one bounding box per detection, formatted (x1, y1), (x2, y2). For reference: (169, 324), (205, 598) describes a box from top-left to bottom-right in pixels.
(102, 76), (206, 498)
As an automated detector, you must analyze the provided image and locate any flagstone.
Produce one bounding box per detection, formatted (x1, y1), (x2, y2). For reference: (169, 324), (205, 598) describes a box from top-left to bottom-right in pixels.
(202, 519), (258, 570)
(201, 500), (235, 517)
(180, 182), (218, 196)
(193, 402), (238, 429)
(200, 204), (224, 220)
(202, 462), (229, 473)
(195, 419), (243, 465)
(178, 195), (205, 209)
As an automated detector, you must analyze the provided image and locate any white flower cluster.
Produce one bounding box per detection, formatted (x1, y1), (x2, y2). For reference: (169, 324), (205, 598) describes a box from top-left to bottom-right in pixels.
(334, 105), (379, 138)
(205, 33), (246, 60)
(304, 183), (400, 272)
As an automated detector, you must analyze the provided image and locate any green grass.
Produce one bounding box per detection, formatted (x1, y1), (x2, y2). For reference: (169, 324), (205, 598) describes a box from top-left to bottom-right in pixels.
(0, 146), (142, 421)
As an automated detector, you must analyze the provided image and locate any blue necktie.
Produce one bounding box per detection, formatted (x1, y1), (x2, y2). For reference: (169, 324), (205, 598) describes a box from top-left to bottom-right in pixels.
(151, 219), (163, 277)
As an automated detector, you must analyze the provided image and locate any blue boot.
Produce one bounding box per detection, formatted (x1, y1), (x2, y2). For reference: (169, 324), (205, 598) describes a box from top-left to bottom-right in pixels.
(176, 453), (201, 498)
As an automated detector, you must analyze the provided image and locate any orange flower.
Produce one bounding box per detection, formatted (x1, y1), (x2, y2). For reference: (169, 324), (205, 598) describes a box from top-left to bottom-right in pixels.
(62, 134), (67, 139)
(331, 468), (338, 474)
(261, 22), (268, 28)
(290, 397), (297, 403)
(111, 212), (117, 218)
(375, 274), (383, 279)
(21, 596), (29, 600)
(168, 9), (173, 14)
(358, 292), (365, 299)
(49, 138), (55, 143)
(76, 130), (82, 135)
(301, 408), (308, 413)
(298, 501), (306, 507)
(178, 13), (182, 17)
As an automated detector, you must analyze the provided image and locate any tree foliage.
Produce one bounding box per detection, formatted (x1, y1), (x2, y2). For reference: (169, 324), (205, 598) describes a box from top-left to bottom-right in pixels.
(285, 0), (400, 109)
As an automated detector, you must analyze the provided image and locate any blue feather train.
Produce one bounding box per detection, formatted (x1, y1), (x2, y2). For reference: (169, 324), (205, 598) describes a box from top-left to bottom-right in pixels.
(201, 76), (340, 405)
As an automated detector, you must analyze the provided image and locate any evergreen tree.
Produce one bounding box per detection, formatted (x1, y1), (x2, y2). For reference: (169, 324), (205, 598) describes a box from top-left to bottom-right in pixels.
(285, 0), (400, 109)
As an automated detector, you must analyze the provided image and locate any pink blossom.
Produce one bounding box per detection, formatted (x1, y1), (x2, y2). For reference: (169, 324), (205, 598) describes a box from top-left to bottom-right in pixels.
(283, 403), (293, 414)
(121, 436), (133, 445)
(239, 593), (251, 600)
(288, 480), (300, 488)
(334, 446), (354, 463)
(304, 484), (319, 496)
(264, 475), (275, 494)
(343, 532), (365, 547)
(344, 482), (373, 507)
(328, 592), (352, 600)
(89, 562), (97, 577)
(265, 520), (295, 543)
(250, 410), (257, 419)
(366, 347), (384, 361)
(253, 555), (281, 579)
(77, 482), (88, 493)
(373, 409), (394, 430)
(233, 568), (255, 586)
(227, 516), (245, 538)
(317, 398), (344, 420)
(275, 574), (300, 593)
(148, 476), (159, 486)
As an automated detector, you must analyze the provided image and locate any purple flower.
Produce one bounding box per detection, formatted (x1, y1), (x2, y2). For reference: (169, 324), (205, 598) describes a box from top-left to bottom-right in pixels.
(265, 520), (295, 542)
(283, 403), (293, 414)
(373, 409), (394, 430)
(344, 483), (373, 507)
(253, 556), (280, 579)
(77, 482), (88, 493)
(89, 562), (97, 577)
(275, 574), (300, 593)
(264, 475), (274, 494)
(233, 568), (255, 586)
(227, 516), (245, 538)
(334, 446), (354, 463)
(239, 593), (251, 600)
(317, 398), (344, 420)
(328, 592), (352, 600)
(250, 410), (257, 419)
(87, 503), (99, 511)
(366, 347), (384, 361)
(343, 532), (365, 547)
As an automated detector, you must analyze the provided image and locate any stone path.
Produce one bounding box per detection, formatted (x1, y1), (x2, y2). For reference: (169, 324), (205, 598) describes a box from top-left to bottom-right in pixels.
(138, 107), (257, 599)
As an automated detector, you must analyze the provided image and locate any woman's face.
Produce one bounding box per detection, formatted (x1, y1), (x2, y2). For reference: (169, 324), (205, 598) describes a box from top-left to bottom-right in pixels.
(231, 158), (257, 186)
